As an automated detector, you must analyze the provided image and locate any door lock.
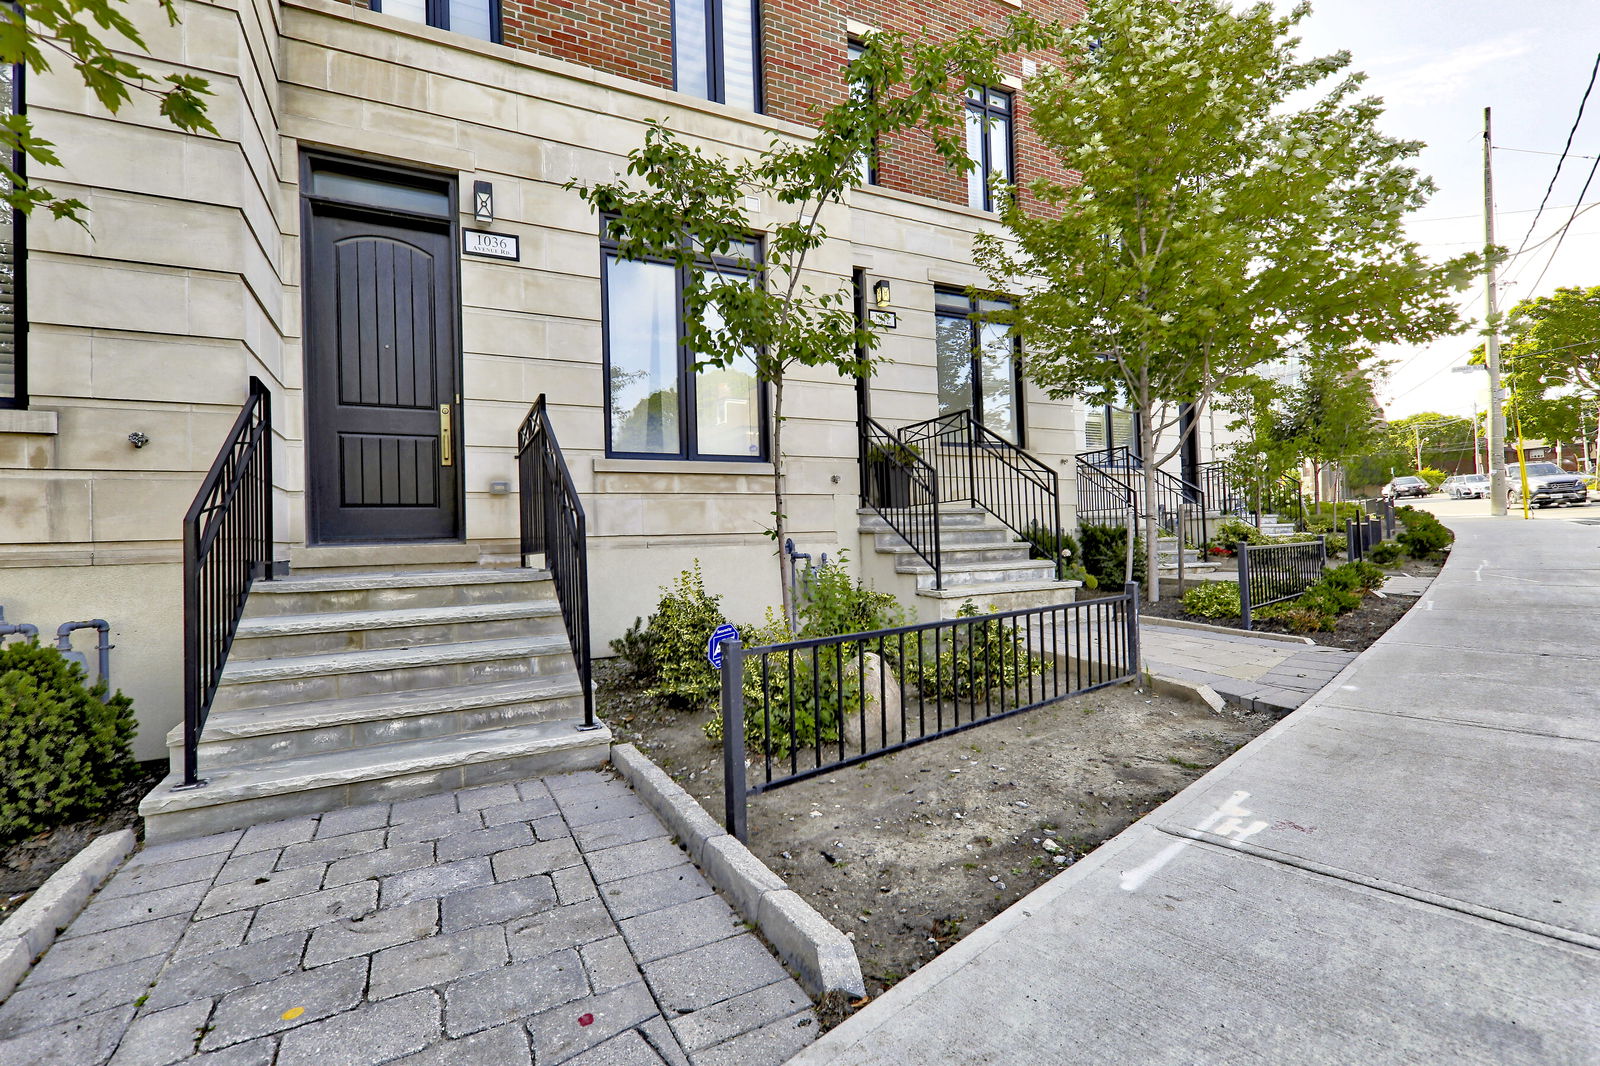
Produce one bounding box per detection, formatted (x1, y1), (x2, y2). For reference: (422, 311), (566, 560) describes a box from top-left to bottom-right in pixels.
(439, 403), (452, 466)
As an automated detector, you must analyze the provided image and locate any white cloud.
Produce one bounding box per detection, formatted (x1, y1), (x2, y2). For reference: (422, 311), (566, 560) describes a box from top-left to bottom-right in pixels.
(1366, 34), (1536, 105)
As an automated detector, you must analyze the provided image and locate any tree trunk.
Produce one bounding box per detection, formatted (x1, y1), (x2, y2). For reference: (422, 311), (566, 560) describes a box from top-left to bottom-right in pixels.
(1140, 413), (1160, 604)
(772, 378), (795, 633)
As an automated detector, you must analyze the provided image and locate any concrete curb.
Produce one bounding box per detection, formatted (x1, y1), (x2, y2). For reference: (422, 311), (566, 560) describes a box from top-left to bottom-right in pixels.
(608, 743), (866, 1001)
(1148, 675), (1226, 713)
(0, 828), (135, 1003)
(1142, 614), (1315, 645)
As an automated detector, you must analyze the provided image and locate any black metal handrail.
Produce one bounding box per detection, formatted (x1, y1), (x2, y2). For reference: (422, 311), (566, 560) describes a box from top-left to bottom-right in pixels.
(859, 415), (943, 588)
(517, 395), (594, 729)
(1079, 446), (1208, 548)
(716, 586), (1141, 838)
(180, 376), (273, 788)
(1237, 539), (1325, 630)
(895, 410), (1065, 578)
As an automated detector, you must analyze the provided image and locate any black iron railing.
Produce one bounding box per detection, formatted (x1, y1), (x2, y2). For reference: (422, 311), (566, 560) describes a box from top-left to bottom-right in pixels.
(1237, 539), (1325, 630)
(859, 415), (943, 587)
(896, 410), (1064, 577)
(1079, 446), (1208, 548)
(180, 377), (273, 788)
(716, 589), (1141, 838)
(517, 395), (595, 729)
(1075, 454), (1138, 530)
(1197, 460), (1247, 518)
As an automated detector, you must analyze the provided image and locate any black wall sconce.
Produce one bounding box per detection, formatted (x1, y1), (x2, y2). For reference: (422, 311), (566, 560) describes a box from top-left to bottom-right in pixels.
(873, 279), (892, 308)
(473, 180), (494, 225)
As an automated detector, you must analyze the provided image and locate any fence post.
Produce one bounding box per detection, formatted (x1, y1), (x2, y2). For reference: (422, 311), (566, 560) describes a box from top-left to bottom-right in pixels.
(1176, 504), (1187, 597)
(1237, 544), (1252, 631)
(1346, 518), (1359, 561)
(719, 640), (748, 842)
(1123, 582), (1141, 679)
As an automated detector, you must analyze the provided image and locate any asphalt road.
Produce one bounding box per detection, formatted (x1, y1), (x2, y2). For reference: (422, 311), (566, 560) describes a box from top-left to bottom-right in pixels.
(1403, 492), (1599, 523)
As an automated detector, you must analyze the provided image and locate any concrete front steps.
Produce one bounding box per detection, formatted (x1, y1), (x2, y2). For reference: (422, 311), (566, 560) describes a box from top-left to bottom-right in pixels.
(858, 508), (1081, 621)
(140, 567), (610, 841)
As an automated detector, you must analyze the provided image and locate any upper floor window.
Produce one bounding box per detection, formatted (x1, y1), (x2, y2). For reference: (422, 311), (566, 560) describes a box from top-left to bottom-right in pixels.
(847, 40), (876, 185)
(965, 85), (1013, 211)
(0, 63), (24, 410)
(602, 228), (766, 461)
(371, 0), (499, 43)
(675, 0), (761, 111)
(936, 289), (1021, 444)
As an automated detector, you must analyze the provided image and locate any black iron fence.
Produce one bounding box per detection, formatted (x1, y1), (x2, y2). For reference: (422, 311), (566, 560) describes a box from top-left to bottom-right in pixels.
(897, 410), (1064, 576)
(180, 377), (274, 788)
(517, 395), (595, 729)
(859, 415), (943, 586)
(1237, 539), (1326, 630)
(717, 588), (1141, 838)
(1077, 446), (1207, 548)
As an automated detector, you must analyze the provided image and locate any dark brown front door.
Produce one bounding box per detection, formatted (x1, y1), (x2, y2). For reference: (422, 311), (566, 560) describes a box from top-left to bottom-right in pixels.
(304, 200), (460, 543)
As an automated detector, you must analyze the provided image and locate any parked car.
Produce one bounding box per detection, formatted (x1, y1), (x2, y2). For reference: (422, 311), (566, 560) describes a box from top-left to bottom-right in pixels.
(1383, 476), (1430, 499)
(1509, 462), (1589, 508)
(1442, 473), (1490, 499)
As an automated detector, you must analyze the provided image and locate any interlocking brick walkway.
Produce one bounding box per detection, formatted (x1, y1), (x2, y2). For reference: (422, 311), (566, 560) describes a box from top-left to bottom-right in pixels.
(0, 772), (816, 1066)
(1141, 624), (1358, 715)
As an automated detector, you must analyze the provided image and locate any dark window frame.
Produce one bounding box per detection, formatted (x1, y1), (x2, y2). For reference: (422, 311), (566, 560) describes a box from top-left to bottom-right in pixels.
(965, 84), (1014, 212)
(935, 287), (1025, 446)
(368, 0), (503, 45)
(847, 40), (877, 186)
(0, 62), (25, 410)
(672, 0), (764, 113)
(600, 227), (769, 463)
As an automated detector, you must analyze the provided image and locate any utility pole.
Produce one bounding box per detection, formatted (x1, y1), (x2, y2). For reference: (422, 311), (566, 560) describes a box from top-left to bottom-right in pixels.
(1472, 403), (1481, 474)
(1484, 107), (1509, 516)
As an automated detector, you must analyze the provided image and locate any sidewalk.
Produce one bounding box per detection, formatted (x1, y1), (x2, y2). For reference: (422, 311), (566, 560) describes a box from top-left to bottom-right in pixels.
(0, 771), (816, 1066)
(1140, 621), (1357, 715)
(793, 516), (1600, 1065)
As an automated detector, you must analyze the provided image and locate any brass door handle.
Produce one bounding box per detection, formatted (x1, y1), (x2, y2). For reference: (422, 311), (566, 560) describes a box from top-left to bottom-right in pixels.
(439, 403), (452, 466)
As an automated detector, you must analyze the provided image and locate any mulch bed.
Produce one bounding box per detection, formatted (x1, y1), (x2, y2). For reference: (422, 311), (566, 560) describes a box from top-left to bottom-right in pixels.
(0, 760), (166, 921)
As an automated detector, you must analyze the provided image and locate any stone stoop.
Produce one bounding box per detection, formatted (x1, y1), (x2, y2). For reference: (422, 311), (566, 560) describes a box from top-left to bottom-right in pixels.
(1156, 535), (1222, 577)
(857, 508), (1081, 621)
(139, 567), (610, 841)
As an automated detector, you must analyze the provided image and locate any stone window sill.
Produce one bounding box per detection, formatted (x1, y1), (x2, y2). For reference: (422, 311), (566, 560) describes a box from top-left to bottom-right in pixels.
(0, 409), (58, 435)
(593, 457), (775, 478)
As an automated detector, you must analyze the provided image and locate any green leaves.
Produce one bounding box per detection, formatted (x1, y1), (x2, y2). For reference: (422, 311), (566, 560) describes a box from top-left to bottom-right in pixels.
(0, 0), (217, 225)
(1500, 285), (1600, 443)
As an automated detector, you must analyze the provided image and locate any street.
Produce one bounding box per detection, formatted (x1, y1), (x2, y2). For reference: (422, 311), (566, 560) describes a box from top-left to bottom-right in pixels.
(1405, 493), (1599, 522)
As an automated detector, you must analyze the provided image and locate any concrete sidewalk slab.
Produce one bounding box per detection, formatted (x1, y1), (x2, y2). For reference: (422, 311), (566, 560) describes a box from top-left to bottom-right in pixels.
(795, 516), (1600, 1064)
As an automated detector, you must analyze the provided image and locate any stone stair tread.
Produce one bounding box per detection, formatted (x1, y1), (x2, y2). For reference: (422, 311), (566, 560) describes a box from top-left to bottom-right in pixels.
(856, 506), (986, 517)
(221, 635), (570, 683)
(140, 719), (611, 816)
(177, 675), (585, 743)
(894, 557), (1053, 575)
(236, 601), (559, 638)
(916, 579), (1083, 600)
(874, 540), (1026, 556)
(250, 567), (550, 595)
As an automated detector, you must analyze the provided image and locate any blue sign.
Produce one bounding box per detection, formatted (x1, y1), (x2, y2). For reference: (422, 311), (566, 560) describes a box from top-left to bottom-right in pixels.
(706, 624), (740, 669)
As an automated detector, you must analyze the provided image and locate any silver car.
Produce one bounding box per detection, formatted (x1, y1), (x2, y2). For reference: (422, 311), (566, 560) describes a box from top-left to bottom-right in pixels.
(1509, 462), (1588, 508)
(1444, 473), (1490, 499)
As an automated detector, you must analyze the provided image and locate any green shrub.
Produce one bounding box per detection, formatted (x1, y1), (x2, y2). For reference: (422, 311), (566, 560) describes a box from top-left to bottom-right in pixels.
(644, 562), (728, 709)
(1215, 519), (1271, 548)
(1321, 566), (1365, 594)
(1, 641), (138, 845)
(798, 553), (906, 639)
(1022, 523), (1078, 568)
(914, 600), (1043, 700)
(1396, 506), (1453, 557)
(1078, 523), (1146, 590)
(1181, 581), (1242, 619)
(1280, 605), (1336, 633)
(610, 616), (659, 682)
(1367, 541), (1405, 565)
(1416, 466), (1447, 490)
(705, 609), (856, 759)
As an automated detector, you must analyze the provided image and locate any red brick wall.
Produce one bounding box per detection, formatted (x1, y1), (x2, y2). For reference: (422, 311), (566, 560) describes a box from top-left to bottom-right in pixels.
(331, 0), (1083, 210)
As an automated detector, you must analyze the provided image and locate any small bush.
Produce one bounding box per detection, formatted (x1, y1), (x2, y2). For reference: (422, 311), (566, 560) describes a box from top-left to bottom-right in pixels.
(1181, 581), (1242, 619)
(798, 553), (906, 639)
(1396, 506), (1453, 557)
(1022, 523), (1078, 568)
(1368, 541), (1405, 566)
(1, 641), (138, 845)
(705, 609), (855, 759)
(1280, 605), (1336, 633)
(610, 617), (659, 682)
(914, 600), (1043, 701)
(1416, 466), (1447, 490)
(1078, 523), (1146, 590)
(645, 562), (728, 709)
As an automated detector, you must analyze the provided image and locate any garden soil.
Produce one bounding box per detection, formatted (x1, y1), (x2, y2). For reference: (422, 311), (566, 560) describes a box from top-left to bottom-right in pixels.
(597, 661), (1275, 1019)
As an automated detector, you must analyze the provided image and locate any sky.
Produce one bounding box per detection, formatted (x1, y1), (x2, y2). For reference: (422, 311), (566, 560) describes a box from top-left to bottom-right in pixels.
(1273, 0), (1600, 420)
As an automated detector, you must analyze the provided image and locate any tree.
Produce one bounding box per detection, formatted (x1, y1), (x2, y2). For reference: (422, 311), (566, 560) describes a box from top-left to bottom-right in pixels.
(975, 0), (1481, 600)
(567, 20), (1054, 629)
(1, 0), (216, 223)
(1277, 359), (1388, 503)
(1386, 411), (1476, 471)
(1500, 286), (1600, 458)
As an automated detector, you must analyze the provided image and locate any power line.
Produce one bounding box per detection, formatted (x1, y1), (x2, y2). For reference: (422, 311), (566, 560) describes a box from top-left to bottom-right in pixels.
(1510, 52), (1600, 263)
(1495, 146), (1600, 160)
(1525, 149), (1600, 297)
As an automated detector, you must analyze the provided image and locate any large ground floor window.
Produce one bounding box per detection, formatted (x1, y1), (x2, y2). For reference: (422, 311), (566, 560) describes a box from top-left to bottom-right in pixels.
(602, 236), (765, 461)
(935, 288), (1020, 443)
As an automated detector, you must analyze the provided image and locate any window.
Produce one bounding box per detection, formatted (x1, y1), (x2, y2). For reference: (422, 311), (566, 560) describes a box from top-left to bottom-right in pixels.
(675, 0), (761, 111)
(935, 289), (1021, 443)
(1084, 405), (1137, 457)
(371, 0), (499, 43)
(964, 85), (1012, 211)
(847, 40), (876, 185)
(603, 231), (765, 461)
(0, 63), (23, 410)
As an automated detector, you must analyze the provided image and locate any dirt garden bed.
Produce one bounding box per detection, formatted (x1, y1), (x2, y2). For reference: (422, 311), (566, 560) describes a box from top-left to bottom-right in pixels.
(0, 760), (166, 921)
(597, 658), (1274, 1021)
(1133, 556), (1442, 653)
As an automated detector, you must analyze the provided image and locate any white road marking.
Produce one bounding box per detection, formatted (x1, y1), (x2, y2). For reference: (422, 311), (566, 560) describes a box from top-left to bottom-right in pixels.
(1120, 790), (1259, 892)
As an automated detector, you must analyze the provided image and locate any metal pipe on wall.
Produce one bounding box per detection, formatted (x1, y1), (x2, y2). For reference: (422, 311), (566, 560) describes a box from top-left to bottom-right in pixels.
(56, 620), (114, 684)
